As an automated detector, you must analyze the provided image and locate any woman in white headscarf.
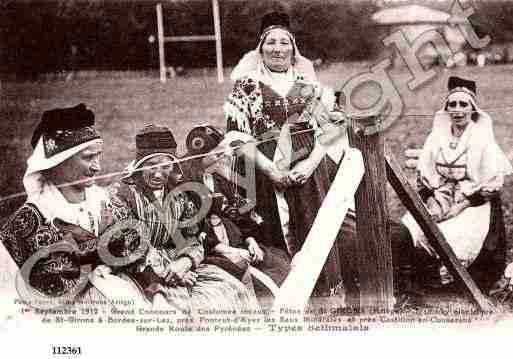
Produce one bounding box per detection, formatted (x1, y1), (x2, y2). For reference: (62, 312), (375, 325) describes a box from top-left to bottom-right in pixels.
(402, 76), (513, 291)
(0, 104), (137, 306)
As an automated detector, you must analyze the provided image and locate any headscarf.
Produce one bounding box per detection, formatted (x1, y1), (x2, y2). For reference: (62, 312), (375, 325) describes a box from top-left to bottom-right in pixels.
(123, 124), (182, 181)
(230, 12), (317, 84)
(23, 104), (106, 235)
(418, 77), (513, 192)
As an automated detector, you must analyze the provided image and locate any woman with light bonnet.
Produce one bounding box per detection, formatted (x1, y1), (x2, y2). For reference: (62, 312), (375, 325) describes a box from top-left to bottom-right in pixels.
(402, 76), (513, 291)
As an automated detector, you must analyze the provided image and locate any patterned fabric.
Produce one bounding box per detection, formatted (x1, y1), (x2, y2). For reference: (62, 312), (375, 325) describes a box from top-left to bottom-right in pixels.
(42, 127), (100, 158)
(108, 177), (260, 311)
(30, 104), (100, 157)
(109, 177), (203, 264)
(224, 75), (345, 295)
(426, 147), (473, 221)
(0, 203), (97, 297)
(225, 77), (316, 139)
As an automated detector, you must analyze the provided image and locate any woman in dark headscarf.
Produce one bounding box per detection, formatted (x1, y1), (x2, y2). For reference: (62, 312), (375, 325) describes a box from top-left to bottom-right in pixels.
(223, 12), (429, 307)
(108, 124), (259, 312)
(183, 125), (291, 302)
(224, 11), (349, 296)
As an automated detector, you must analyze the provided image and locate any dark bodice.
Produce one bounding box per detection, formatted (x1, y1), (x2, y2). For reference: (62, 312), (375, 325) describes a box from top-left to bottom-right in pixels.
(253, 81), (311, 139)
(255, 81), (316, 166)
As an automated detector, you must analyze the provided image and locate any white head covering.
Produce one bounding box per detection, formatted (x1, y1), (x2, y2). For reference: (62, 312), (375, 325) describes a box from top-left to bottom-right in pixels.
(418, 90), (513, 191)
(23, 137), (107, 235)
(122, 152), (182, 181)
(230, 27), (317, 84)
(23, 137), (103, 197)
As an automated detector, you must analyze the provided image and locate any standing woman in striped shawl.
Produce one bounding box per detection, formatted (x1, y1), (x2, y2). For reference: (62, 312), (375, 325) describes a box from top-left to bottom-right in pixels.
(108, 124), (259, 312)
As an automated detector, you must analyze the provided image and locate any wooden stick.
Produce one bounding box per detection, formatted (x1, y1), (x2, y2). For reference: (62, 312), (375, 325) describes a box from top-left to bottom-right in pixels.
(384, 148), (494, 311)
(156, 3), (166, 84)
(348, 118), (394, 312)
(155, 1), (224, 83)
(164, 35), (216, 42)
(212, 0), (224, 83)
(272, 148), (364, 312)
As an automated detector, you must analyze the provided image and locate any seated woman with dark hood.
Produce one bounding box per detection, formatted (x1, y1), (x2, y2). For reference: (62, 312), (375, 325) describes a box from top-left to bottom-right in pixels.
(182, 125), (291, 302)
(108, 124), (259, 312)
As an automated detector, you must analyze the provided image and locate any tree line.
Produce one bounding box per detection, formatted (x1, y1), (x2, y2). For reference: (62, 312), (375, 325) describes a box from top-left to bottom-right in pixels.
(0, 0), (511, 76)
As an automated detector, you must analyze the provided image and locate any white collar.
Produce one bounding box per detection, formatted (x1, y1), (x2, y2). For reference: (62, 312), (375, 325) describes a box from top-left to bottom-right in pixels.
(27, 181), (108, 236)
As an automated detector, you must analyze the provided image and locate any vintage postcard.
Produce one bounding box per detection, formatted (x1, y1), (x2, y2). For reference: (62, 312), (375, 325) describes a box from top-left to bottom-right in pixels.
(1, 0), (513, 356)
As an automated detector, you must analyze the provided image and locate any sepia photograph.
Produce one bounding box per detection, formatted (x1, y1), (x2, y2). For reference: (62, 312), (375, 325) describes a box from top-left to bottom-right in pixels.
(1, 0), (513, 355)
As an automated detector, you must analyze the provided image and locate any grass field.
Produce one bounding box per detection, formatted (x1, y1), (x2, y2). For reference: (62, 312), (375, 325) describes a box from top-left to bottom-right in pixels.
(1, 62), (513, 282)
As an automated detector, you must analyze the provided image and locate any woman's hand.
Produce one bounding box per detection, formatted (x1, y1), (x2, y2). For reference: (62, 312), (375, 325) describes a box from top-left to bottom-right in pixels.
(289, 158), (316, 185)
(288, 137), (328, 185)
(268, 167), (294, 191)
(226, 248), (252, 263)
(163, 257), (193, 285)
(178, 270), (198, 287)
(445, 199), (471, 221)
(246, 237), (264, 263)
(425, 197), (443, 222)
(412, 236), (436, 256)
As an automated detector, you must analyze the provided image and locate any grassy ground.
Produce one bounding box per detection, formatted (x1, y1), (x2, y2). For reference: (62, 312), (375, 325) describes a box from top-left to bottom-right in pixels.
(1, 62), (513, 307)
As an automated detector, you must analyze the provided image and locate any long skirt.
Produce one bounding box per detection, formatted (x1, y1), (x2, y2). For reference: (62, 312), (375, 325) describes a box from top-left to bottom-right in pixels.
(402, 202), (491, 263)
(401, 196), (506, 292)
(132, 263), (260, 312)
(254, 126), (344, 295)
(335, 216), (421, 307)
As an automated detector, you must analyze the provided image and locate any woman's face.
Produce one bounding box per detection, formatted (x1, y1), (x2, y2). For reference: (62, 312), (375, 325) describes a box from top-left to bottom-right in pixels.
(50, 142), (103, 189)
(260, 29), (294, 72)
(141, 155), (174, 190)
(446, 92), (473, 128)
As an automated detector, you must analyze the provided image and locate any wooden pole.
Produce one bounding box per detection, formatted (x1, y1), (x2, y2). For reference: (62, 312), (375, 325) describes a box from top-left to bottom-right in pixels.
(156, 3), (166, 83)
(385, 149), (493, 311)
(272, 149), (364, 312)
(164, 35), (216, 42)
(212, 0), (224, 83)
(348, 115), (394, 312)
